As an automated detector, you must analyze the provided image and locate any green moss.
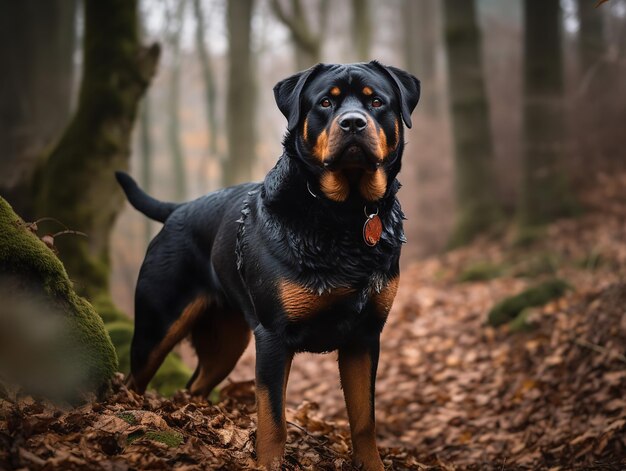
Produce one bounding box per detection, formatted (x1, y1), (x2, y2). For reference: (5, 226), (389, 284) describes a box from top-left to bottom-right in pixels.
(93, 294), (132, 324)
(208, 388), (221, 404)
(126, 429), (183, 447)
(145, 430), (184, 447)
(513, 226), (546, 248)
(576, 249), (603, 271)
(487, 278), (570, 327)
(514, 253), (560, 278)
(458, 261), (503, 282)
(114, 344), (132, 374)
(148, 354), (191, 397)
(103, 318), (189, 395)
(508, 308), (537, 333)
(126, 430), (144, 444)
(106, 321), (134, 350)
(116, 412), (138, 425)
(0, 197), (117, 395)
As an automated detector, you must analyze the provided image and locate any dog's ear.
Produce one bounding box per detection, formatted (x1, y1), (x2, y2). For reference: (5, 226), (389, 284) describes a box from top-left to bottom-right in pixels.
(370, 61), (420, 128)
(274, 63), (327, 132)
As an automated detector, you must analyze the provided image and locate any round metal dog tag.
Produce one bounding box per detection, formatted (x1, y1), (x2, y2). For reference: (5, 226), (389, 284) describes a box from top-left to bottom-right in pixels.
(363, 214), (382, 247)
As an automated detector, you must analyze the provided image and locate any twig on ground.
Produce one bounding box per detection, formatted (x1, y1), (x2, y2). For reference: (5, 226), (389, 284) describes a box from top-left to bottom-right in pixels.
(574, 338), (626, 364)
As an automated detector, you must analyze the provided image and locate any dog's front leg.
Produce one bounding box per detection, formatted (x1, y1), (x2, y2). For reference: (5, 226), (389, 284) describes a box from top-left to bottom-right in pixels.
(338, 337), (384, 471)
(254, 326), (293, 469)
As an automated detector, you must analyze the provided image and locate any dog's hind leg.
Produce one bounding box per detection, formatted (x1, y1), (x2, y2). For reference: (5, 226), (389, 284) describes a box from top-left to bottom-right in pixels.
(127, 287), (210, 394)
(187, 310), (251, 396)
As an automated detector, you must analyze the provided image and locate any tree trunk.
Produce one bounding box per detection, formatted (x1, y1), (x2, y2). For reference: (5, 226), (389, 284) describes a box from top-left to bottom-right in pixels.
(404, 0), (439, 115)
(351, 0), (371, 61)
(575, 0), (606, 174)
(518, 0), (576, 229)
(139, 15), (154, 248)
(578, 0), (605, 74)
(0, 0), (77, 217)
(167, 0), (188, 201)
(224, 0), (256, 186)
(35, 0), (160, 302)
(443, 0), (502, 247)
(193, 0), (219, 189)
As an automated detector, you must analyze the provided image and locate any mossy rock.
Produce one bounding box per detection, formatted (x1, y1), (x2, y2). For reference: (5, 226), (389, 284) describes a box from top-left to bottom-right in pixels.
(0, 197), (117, 398)
(458, 261), (503, 282)
(488, 278), (570, 327)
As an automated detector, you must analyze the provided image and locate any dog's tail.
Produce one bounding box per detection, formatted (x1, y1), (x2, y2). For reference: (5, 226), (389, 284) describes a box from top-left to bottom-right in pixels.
(115, 171), (181, 223)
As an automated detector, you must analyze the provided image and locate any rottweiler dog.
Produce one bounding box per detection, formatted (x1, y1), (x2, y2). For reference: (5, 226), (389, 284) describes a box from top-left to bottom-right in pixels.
(116, 61), (419, 470)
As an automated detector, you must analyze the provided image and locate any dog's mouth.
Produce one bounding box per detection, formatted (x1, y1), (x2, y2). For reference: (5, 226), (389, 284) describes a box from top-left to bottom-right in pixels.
(323, 142), (379, 172)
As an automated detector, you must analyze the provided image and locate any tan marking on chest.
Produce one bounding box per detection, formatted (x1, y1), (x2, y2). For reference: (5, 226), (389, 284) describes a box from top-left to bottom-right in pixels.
(279, 280), (355, 320)
(360, 168), (387, 201)
(320, 170), (350, 202)
(371, 276), (399, 319)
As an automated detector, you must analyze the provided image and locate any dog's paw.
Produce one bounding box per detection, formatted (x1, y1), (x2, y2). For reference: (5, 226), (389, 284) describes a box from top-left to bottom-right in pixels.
(353, 452), (385, 471)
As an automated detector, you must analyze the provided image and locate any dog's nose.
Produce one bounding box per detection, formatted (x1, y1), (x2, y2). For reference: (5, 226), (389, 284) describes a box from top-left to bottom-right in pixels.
(339, 112), (367, 133)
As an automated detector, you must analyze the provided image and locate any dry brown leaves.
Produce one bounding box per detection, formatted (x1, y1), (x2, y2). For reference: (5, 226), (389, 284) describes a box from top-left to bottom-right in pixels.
(2, 172), (626, 470)
(0, 375), (431, 470)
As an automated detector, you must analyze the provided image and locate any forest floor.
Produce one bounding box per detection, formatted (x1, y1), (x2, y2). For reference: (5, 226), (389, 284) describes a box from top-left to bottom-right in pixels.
(2, 172), (626, 470)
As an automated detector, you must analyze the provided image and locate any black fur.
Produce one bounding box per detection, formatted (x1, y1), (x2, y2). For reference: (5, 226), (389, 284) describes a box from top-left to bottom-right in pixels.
(118, 61), (420, 469)
(115, 171), (180, 223)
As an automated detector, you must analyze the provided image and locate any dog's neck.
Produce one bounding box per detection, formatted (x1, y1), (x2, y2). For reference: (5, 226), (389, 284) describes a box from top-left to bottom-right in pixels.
(261, 129), (402, 220)
(261, 151), (400, 221)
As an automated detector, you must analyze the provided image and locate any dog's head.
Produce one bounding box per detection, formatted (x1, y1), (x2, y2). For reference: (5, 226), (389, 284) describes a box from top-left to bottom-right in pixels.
(274, 61), (420, 202)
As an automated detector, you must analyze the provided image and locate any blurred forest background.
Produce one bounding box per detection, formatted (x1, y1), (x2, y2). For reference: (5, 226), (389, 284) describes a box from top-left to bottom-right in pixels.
(2, 1), (626, 468)
(2, 0), (625, 317)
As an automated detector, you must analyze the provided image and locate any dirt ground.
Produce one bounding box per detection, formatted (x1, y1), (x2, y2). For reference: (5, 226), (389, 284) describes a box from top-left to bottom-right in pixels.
(2, 172), (626, 470)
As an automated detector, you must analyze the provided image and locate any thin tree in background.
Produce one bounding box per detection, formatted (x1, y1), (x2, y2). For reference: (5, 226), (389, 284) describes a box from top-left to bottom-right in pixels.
(0, 0), (77, 216)
(443, 0), (502, 247)
(404, 0), (439, 115)
(139, 98), (153, 247)
(518, 0), (576, 230)
(351, 0), (371, 61)
(139, 8), (154, 247)
(166, 0), (188, 201)
(224, 0), (256, 186)
(193, 0), (219, 189)
(576, 0), (607, 169)
(270, 0), (329, 70)
(579, 0), (605, 75)
(35, 0), (160, 304)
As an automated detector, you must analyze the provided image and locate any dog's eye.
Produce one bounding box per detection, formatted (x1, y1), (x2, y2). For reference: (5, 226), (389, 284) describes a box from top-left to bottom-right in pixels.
(372, 98), (383, 108)
(320, 98), (332, 108)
